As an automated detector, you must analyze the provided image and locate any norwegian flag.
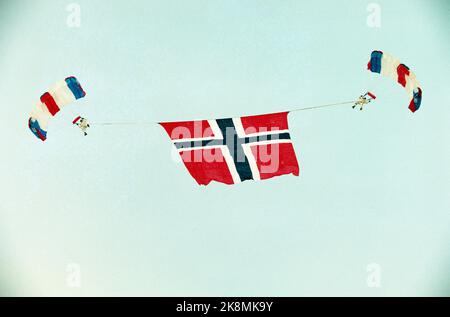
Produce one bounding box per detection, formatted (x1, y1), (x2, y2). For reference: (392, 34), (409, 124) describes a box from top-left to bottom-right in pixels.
(160, 112), (300, 185)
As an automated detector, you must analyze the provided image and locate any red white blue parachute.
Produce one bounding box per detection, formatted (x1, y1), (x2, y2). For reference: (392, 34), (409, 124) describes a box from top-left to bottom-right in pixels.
(29, 77), (86, 141)
(367, 51), (422, 112)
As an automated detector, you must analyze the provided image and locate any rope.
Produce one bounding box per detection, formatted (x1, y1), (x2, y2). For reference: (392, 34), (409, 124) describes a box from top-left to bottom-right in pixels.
(90, 121), (156, 126)
(89, 100), (358, 126)
(289, 100), (357, 112)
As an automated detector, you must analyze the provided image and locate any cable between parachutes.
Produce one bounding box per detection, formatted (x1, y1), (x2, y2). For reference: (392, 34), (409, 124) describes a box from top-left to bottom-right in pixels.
(89, 100), (358, 126)
(90, 122), (157, 126)
(289, 100), (357, 112)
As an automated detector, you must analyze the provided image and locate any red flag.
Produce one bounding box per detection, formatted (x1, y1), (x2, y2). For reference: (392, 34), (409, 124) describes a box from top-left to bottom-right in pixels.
(160, 112), (300, 185)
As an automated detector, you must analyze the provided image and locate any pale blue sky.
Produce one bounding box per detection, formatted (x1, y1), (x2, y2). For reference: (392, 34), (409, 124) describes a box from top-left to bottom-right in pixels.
(0, 0), (449, 296)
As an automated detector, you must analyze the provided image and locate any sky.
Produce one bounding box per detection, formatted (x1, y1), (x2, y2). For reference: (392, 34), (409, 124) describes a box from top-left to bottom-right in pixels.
(0, 0), (449, 296)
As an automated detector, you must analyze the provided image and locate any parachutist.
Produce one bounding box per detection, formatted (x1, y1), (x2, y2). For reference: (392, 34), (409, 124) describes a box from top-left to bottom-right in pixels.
(353, 92), (376, 111)
(73, 116), (90, 136)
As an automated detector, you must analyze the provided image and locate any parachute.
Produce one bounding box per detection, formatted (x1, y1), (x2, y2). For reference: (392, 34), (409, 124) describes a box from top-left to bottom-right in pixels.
(29, 76), (86, 141)
(367, 51), (422, 112)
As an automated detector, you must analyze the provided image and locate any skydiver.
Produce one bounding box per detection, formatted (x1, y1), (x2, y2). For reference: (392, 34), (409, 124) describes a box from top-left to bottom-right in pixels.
(353, 92), (376, 110)
(73, 116), (90, 136)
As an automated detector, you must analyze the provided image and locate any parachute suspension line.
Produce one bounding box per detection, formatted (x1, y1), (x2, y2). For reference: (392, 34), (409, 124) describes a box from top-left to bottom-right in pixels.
(89, 100), (359, 126)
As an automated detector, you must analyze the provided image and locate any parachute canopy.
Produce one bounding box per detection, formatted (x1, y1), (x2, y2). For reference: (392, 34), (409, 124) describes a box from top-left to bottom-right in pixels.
(29, 76), (86, 141)
(367, 51), (422, 112)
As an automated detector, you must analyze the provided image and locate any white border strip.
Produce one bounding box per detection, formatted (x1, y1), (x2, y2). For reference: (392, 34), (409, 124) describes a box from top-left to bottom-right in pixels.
(208, 120), (223, 139)
(178, 144), (224, 152)
(241, 144), (261, 181)
(221, 147), (241, 184)
(244, 129), (290, 138)
(232, 118), (246, 138)
(247, 139), (293, 147)
(173, 136), (219, 143)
